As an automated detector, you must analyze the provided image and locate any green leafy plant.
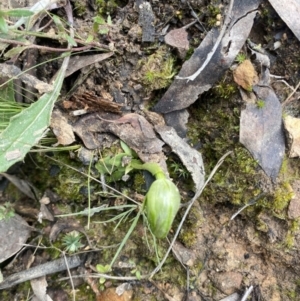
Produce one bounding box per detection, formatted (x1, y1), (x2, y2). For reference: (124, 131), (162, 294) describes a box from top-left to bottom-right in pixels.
(0, 52), (70, 173)
(95, 141), (135, 182)
(62, 231), (84, 253)
(96, 141), (181, 238)
(93, 15), (112, 35)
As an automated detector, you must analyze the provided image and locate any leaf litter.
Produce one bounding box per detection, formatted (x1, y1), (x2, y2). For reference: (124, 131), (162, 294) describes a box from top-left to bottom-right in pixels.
(3, 0), (300, 300)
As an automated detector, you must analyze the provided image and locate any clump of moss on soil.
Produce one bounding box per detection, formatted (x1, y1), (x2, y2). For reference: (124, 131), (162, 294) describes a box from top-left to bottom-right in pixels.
(138, 46), (177, 92)
(187, 73), (300, 251)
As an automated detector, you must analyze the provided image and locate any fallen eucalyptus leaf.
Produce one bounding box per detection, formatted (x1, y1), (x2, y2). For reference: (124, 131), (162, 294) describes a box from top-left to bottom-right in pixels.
(73, 113), (167, 173)
(239, 84), (285, 180)
(31, 277), (53, 301)
(1, 173), (37, 200)
(65, 52), (113, 77)
(50, 108), (75, 145)
(155, 125), (205, 190)
(153, 0), (262, 114)
(269, 0), (300, 41)
(0, 214), (31, 264)
(0, 63), (53, 94)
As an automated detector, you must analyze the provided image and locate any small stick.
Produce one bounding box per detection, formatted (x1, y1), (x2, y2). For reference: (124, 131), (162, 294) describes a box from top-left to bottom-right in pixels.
(282, 79), (300, 107)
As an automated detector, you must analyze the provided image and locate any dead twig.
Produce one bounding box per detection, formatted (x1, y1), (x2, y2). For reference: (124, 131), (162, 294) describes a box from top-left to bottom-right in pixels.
(282, 79), (300, 107)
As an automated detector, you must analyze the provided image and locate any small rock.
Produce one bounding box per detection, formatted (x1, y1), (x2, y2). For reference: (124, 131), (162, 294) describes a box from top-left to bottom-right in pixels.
(288, 198), (300, 219)
(165, 28), (189, 50)
(288, 180), (300, 219)
(210, 271), (243, 295)
(284, 115), (300, 158)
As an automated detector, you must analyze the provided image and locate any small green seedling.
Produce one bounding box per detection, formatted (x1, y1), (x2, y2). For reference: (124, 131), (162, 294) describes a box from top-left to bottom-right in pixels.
(62, 231), (84, 253)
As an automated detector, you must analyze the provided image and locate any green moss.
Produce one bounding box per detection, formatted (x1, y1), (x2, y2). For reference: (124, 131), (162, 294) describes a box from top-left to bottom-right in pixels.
(256, 99), (266, 109)
(133, 172), (146, 193)
(285, 289), (297, 300)
(138, 46), (177, 91)
(206, 4), (222, 27)
(73, 0), (87, 16)
(273, 182), (293, 214)
(96, 0), (118, 15)
(285, 219), (300, 248)
(168, 158), (190, 179)
(213, 81), (237, 99)
(179, 205), (203, 248)
(188, 92), (260, 207)
(235, 53), (247, 63)
(25, 153), (82, 199)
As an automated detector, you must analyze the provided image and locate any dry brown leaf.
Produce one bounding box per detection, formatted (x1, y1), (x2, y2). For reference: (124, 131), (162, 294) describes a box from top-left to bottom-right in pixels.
(50, 109), (75, 146)
(269, 0), (300, 41)
(65, 53), (114, 77)
(0, 63), (53, 94)
(73, 113), (167, 173)
(1, 173), (37, 200)
(240, 84), (285, 180)
(0, 214), (31, 263)
(31, 277), (53, 301)
(155, 125), (205, 190)
(233, 60), (258, 91)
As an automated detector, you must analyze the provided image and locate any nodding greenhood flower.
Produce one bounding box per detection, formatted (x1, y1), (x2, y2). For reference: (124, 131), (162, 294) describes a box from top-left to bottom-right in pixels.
(145, 177), (181, 238)
(130, 160), (181, 238)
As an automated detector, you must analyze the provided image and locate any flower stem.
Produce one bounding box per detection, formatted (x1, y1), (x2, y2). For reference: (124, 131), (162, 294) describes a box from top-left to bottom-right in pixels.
(130, 160), (165, 180)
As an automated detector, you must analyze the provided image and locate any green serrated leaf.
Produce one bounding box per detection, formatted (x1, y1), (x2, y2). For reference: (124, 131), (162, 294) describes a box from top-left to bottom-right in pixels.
(0, 53), (71, 173)
(6, 9), (34, 17)
(0, 16), (8, 34)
